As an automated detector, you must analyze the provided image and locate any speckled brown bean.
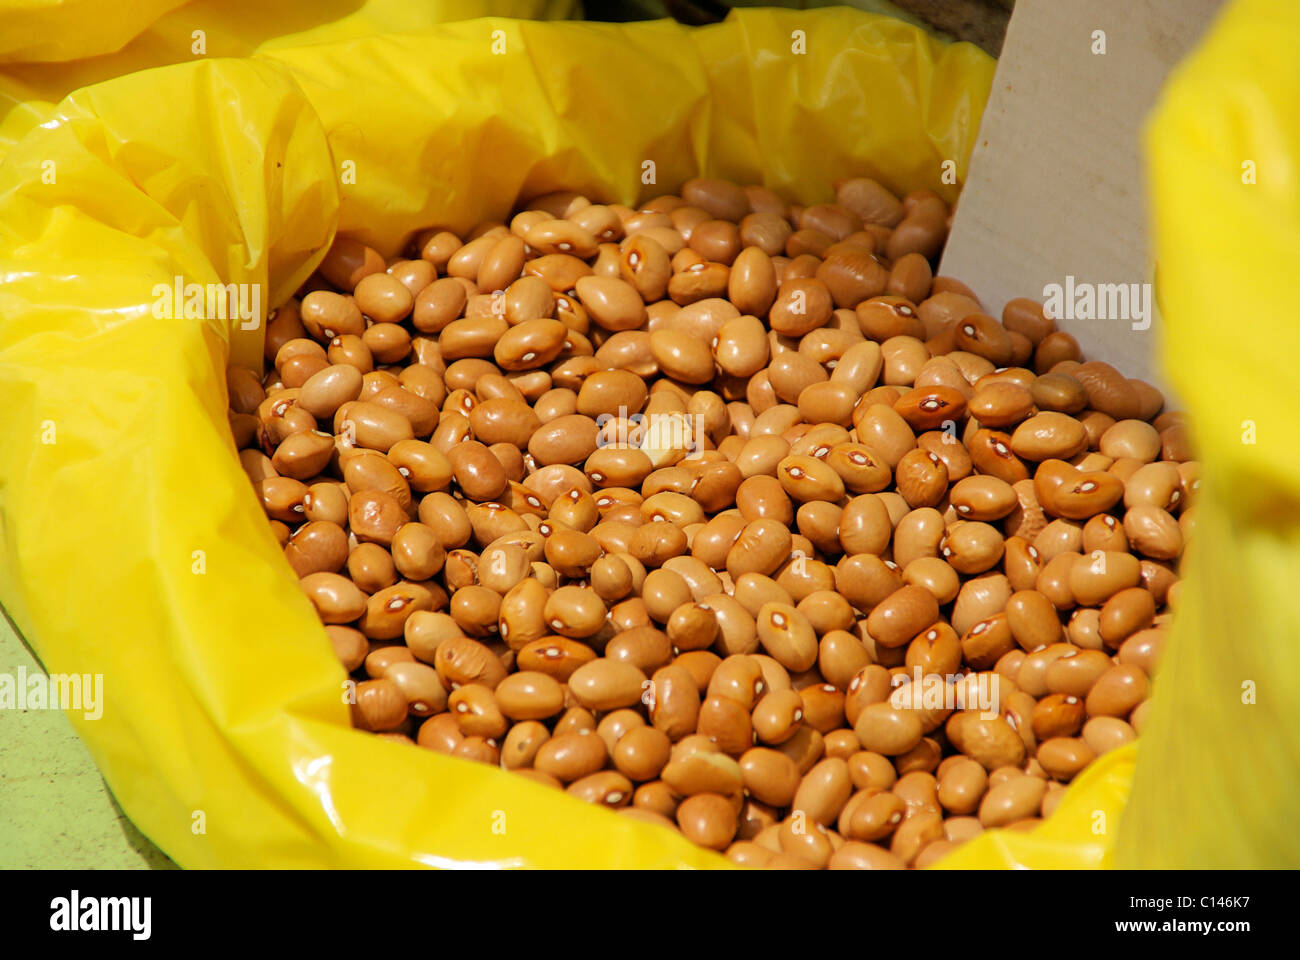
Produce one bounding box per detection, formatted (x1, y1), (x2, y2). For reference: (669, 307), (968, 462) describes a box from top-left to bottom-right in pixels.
(587, 554), (633, 604)
(433, 634), (507, 690)
(751, 688), (807, 746)
(1082, 716), (1137, 756)
(1011, 413), (1088, 462)
(1036, 737), (1097, 782)
(300, 291), (366, 341)
(662, 750), (744, 797)
(294, 363), (361, 419)
(501, 721), (550, 770)
(733, 748), (797, 808)
(1118, 626), (1166, 676)
(1033, 551), (1077, 610)
(445, 441), (509, 502)
(553, 708), (598, 740)
(1043, 648), (1112, 698)
(754, 603), (819, 672)
(841, 754), (894, 796)
(672, 794), (736, 850)
(469, 399), (542, 449)
(613, 726), (672, 782)
(1123, 504), (1183, 560)
(512, 636), (593, 682)
(1081, 514), (1127, 556)
(352, 274), (413, 327)
(1124, 461), (1183, 513)
(853, 702), (923, 756)
(367, 654), (439, 714)
(649, 664), (702, 741)
(445, 581), (501, 636)
(475, 541), (529, 596)
(964, 429), (1029, 486)
(646, 328), (713, 384)
(886, 448), (943, 509)
(596, 708), (647, 756)
(1005, 589), (1062, 651)
(696, 695), (754, 755)
(791, 757), (853, 826)
(534, 730), (608, 783)
(935, 757), (988, 816)
(965, 381), (1031, 429)
(1031, 692), (1086, 741)
(978, 776), (1047, 827)
(351, 678), (408, 731)
(1068, 550), (1142, 606)
(1066, 608), (1104, 650)
(949, 475), (1018, 522)
(838, 790), (905, 844)
(529, 414), (600, 466)
(318, 238), (387, 292)
(574, 371), (647, 422)
(383, 440), (451, 495)
(799, 684), (846, 735)
(866, 585), (940, 649)
(996, 299), (1051, 347)
(416, 493), (472, 550)
(408, 277), (464, 334)
(658, 600), (714, 650)
(296, 481), (346, 527)
(1086, 664), (1149, 718)
(723, 519), (792, 580)
(763, 278), (831, 338)
(539, 586), (606, 640)
(387, 522), (444, 582)
(446, 684), (507, 738)
(572, 276), (637, 333)
(940, 521), (1003, 575)
(1100, 419), (1161, 463)
(946, 713), (1026, 770)
(854, 404), (916, 469)
(266, 424), (333, 478)
(417, 712), (465, 755)
(493, 671), (565, 721)
(826, 728), (868, 759)
(403, 608), (460, 660)
(831, 555), (901, 617)
(1099, 587), (1156, 646)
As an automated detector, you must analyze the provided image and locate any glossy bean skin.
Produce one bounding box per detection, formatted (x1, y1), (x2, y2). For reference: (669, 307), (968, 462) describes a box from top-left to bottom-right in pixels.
(613, 726), (673, 782)
(351, 678), (408, 731)
(494, 671), (565, 720)
(792, 758), (853, 826)
(535, 731), (609, 782)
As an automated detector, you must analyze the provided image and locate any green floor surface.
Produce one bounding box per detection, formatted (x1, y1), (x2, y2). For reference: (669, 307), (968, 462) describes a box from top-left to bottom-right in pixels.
(0, 609), (175, 869)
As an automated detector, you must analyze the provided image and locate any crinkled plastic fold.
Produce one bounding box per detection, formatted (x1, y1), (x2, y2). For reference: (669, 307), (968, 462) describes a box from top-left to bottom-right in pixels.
(1110, 0), (1300, 868)
(0, 0), (578, 157)
(26, 5), (1263, 869)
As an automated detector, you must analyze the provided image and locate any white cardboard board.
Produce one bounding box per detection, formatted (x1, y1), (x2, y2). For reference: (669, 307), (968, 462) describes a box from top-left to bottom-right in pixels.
(939, 0), (1224, 392)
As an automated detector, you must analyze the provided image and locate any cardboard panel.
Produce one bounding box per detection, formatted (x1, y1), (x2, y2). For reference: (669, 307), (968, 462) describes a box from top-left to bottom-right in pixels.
(940, 0), (1224, 392)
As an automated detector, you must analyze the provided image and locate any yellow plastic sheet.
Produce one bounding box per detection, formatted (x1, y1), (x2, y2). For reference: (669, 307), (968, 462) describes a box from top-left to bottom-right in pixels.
(0, 9), (996, 868)
(0, 0), (578, 158)
(1111, 0), (1300, 868)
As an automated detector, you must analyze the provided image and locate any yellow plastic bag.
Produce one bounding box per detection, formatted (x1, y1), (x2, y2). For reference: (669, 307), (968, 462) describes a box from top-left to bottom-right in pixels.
(0, 0), (574, 62)
(1111, 0), (1300, 868)
(0, 0), (578, 158)
(0, 9), (995, 868)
